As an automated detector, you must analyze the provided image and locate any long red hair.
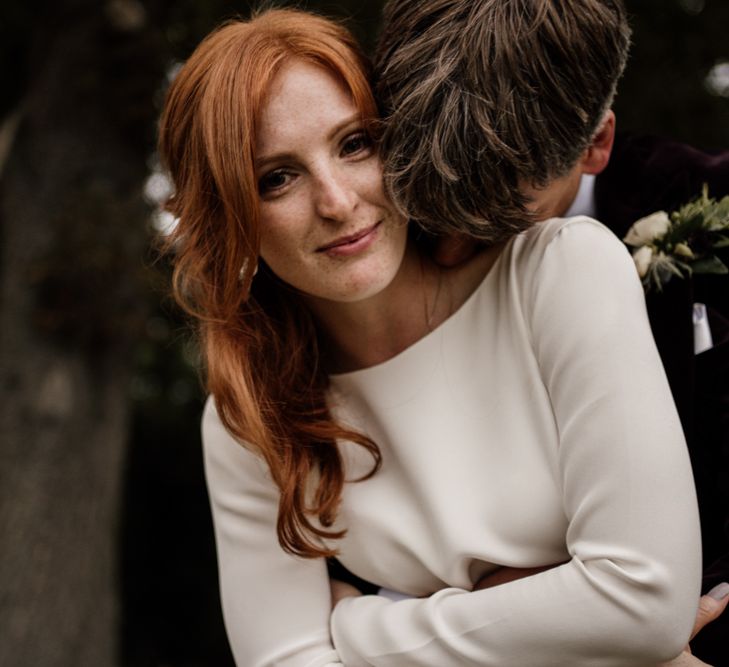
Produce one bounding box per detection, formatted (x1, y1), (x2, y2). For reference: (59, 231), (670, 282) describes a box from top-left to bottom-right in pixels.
(158, 8), (381, 558)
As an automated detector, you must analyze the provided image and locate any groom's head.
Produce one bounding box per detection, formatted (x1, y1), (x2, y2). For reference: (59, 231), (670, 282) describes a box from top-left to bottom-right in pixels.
(374, 0), (631, 241)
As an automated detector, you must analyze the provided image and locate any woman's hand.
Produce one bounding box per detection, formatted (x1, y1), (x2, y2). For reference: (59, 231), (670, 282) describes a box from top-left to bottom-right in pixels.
(330, 578), (362, 608)
(658, 582), (729, 666)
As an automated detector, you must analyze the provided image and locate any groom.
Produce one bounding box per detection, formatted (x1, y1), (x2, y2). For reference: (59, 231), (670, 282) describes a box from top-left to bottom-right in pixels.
(370, 0), (729, 661)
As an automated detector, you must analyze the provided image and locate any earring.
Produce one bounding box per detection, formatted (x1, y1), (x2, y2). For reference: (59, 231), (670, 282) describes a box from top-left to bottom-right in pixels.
(239, 258), (258, 282)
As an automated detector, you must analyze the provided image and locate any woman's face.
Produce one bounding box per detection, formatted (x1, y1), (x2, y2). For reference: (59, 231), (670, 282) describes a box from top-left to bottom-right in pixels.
(254, 59), (407, 304)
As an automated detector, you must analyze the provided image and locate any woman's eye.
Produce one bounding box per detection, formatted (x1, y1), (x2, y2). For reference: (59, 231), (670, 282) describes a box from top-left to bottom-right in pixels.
(341, 132), (373, 157)
(258, 170), (291, 195)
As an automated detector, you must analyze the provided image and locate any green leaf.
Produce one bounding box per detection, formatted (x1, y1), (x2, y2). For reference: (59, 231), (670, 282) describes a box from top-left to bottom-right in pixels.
(691, 256), (729, 275)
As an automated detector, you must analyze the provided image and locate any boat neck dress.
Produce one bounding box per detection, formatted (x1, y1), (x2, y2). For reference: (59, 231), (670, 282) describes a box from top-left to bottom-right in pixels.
(202, 216), (701, 667)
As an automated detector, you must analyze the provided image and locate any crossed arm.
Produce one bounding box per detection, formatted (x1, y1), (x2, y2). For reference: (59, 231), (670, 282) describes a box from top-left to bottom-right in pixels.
(330, 569), (729, 666)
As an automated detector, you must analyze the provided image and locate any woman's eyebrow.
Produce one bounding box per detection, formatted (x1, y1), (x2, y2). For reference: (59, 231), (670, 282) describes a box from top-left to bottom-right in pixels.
(326, 113), (362, 141)
(254, 114), (362, 170)
(254, 152), (296, 171)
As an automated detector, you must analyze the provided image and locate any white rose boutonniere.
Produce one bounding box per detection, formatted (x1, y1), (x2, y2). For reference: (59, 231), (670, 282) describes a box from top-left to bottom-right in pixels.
(631, 245), (654, 278)
(623, 186), (729, 291)
(624, 211), (671, 247)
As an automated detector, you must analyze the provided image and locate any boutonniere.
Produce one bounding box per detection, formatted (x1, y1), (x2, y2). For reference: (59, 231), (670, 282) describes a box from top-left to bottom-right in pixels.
(623, 186), (729, 292)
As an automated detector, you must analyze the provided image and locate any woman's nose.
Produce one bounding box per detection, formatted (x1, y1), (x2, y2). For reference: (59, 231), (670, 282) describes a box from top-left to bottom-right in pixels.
(314, 169), (358, 222)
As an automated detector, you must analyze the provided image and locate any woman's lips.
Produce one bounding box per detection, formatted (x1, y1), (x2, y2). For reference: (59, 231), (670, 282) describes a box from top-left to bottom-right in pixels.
(317, 222), (381, 257)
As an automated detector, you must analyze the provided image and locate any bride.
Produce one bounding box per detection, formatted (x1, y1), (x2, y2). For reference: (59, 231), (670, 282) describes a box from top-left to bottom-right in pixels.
(158, 8), (722, 666)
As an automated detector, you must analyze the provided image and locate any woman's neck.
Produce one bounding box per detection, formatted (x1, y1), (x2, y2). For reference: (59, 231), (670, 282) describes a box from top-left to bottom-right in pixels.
(305, 240), (505, 374)
(304, 243), (445, 373)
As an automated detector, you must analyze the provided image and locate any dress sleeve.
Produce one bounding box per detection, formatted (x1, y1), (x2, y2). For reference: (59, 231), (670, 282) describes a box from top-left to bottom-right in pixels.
(330, 217), (702, 666)
(202, 398), (343, 667)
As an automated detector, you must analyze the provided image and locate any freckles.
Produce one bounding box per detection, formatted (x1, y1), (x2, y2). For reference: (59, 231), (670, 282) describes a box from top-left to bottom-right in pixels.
(259, 205), (313, 261)
(365, 165), (389, 200)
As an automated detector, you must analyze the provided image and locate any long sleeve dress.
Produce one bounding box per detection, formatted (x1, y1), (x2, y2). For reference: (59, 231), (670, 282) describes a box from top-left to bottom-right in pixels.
(202, 216), (702, 667)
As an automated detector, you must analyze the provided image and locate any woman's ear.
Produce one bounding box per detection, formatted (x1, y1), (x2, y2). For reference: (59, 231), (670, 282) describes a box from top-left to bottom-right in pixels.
(579, 110), (616, 175)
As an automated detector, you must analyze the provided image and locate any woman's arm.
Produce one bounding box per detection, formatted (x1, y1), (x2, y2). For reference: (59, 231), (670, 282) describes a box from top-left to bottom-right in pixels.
(202, 398), (343, 667)
(331, 562), (727, 663)
(329, 218), (702, 666)
(477, 570), (729, 666)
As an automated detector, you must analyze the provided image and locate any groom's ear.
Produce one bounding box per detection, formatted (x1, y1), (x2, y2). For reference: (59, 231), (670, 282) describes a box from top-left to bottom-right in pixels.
(579, 110), (616, 176)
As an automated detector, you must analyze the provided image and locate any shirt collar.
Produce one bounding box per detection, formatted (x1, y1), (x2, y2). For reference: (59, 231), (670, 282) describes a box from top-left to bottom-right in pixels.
(564, 173), (597, 218)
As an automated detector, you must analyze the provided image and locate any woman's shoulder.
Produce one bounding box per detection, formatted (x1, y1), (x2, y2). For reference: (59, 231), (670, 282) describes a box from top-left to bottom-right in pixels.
(451, 215), (629, 290)
(509, 215), (634, 278)
(433, 216), (625, 319)
(201, 396), (272, 490)
(519, 215), (624, 254)
(511, 215), (646, 319)
(201, 394), (227, 450)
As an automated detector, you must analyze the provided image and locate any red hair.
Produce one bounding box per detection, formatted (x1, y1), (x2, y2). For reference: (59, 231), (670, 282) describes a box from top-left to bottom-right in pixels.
(158, 8), (381, 558)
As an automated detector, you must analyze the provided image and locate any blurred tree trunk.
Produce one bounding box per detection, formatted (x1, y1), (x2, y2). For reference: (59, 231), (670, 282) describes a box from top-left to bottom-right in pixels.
(0, 1), (164, 665)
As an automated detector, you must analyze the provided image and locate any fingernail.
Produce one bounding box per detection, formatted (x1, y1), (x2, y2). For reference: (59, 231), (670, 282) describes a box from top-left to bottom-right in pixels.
(708, 582), (729, 600)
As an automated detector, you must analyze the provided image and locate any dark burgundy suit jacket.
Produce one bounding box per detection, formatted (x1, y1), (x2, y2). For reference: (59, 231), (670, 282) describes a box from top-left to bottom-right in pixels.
(596, 133), (729, 665)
